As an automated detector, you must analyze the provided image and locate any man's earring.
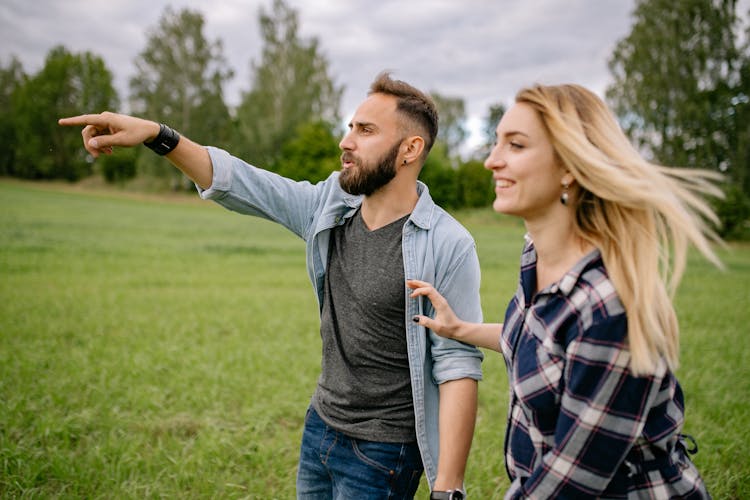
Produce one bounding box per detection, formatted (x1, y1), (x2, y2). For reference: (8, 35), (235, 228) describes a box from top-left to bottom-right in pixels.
(560, 182), (569, 206)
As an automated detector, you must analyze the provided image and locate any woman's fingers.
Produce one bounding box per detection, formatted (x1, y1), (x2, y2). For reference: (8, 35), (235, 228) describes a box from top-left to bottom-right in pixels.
(406, 279), (436, 298)
(407, 281), (448, 310)
(407, 279), (458, 338)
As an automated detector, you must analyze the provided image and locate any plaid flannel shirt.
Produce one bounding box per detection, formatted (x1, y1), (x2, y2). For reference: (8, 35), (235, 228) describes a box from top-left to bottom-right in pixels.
(500, 239), (709, 499)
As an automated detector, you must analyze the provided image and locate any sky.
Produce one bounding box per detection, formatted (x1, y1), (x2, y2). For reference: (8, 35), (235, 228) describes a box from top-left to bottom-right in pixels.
(1, 0), (742, 153)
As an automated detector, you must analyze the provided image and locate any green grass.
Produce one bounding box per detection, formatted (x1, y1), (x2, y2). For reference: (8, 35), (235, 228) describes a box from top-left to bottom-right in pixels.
(1, 179), (748, 499)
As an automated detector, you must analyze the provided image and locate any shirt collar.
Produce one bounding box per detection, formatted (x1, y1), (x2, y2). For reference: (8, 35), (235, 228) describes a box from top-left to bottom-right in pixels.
(337, 180), (433, 230)
(408, 181), (434, 230)
(556, 247), (602, 295)
(522, 235), (603, 297)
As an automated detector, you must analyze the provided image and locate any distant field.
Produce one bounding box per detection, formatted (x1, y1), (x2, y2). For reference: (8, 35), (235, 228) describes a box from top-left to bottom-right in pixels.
(1, 179), (748, 498)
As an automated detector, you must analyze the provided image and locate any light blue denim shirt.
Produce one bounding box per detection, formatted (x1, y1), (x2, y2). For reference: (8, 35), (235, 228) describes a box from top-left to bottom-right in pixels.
(199, 146), (484, 487)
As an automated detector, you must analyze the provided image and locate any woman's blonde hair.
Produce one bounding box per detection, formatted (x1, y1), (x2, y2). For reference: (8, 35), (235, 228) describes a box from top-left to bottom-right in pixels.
(516, 83), (723, 376)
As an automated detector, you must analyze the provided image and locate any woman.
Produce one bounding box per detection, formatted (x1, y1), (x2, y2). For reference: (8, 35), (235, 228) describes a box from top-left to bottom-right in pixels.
(408, 84), (721, 498)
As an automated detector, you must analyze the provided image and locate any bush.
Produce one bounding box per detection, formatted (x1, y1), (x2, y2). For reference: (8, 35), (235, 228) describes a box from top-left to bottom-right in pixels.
(98, 147), (137, 184)
(420, 143), (459, 208)
(715, 183), (750, 240)
(457, 160), (494, 208)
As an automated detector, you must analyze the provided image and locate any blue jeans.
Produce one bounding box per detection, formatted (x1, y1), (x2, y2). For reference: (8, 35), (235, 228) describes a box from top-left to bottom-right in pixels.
(296, 406), (424, 499)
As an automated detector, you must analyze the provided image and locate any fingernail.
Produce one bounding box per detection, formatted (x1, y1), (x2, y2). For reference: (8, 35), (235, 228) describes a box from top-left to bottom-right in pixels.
(89, 138), (98, 148)
(412, 316), (419, 323)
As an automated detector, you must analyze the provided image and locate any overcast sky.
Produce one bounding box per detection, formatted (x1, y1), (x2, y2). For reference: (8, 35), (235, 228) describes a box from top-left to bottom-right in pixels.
(2, 0), (745, 152)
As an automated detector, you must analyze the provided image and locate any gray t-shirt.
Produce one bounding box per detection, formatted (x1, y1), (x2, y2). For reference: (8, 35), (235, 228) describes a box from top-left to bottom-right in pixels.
(312, 209), (415, 443)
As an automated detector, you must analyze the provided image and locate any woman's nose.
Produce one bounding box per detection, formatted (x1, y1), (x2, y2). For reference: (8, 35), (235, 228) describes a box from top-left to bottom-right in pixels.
(484, 146), (505, 170)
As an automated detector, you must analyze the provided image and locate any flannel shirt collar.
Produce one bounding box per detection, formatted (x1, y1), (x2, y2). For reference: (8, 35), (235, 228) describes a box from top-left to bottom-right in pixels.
(522, 234), (603, 297)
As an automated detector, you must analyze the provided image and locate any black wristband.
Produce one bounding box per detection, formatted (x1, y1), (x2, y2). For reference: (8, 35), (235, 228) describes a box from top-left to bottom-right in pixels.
(144, 123), (180, 156)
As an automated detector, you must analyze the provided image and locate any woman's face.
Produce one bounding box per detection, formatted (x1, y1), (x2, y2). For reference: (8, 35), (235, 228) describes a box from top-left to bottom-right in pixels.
(484, 102), (569, 221)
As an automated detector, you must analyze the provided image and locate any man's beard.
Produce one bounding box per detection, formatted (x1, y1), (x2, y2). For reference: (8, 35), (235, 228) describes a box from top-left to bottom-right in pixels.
(339, 141), (401, 196)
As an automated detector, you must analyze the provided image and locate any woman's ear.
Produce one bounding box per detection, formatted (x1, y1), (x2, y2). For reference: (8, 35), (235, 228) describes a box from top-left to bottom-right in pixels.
(561, 171), (575, 187)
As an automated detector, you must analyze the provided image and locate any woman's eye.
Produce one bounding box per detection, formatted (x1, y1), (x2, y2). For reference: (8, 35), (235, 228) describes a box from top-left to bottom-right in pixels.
(509, 142), (523, 150)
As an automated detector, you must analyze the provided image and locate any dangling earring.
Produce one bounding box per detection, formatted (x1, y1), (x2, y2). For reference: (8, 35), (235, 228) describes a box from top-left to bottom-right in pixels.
(560, 182), (569, 206)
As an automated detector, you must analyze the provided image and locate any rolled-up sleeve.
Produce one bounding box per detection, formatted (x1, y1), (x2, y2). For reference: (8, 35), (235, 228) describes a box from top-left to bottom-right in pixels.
(196, 146), (235, 199)
(430, 238), (484, 384)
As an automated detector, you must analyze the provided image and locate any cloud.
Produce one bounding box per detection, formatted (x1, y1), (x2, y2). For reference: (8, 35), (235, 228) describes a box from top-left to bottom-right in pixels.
(2, 0), (639, 149)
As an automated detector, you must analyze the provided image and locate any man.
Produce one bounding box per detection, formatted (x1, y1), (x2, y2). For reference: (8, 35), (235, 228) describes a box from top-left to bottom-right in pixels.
(60, 72), (483, 500)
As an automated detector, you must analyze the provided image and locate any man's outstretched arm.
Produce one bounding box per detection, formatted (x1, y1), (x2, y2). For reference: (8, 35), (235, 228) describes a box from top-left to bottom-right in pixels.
(58, 112), (213, 189)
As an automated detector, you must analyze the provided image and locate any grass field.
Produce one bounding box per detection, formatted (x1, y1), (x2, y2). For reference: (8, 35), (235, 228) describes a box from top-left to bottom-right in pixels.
(1, 179), (748, 498)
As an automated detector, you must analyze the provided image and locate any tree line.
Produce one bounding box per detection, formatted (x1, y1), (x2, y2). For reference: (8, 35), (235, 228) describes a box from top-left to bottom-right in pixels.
(1, 0), (748, 236)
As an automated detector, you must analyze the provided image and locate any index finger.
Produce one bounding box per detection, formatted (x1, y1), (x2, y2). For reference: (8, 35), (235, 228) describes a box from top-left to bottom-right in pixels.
(58, 114), (108, 127)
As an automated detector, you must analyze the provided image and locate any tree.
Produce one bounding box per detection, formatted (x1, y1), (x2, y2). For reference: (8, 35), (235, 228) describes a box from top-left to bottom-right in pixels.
(420, 142), (459, 208)
(12, 46), (118, 180)
(476, 102), (506, 160)
(607, 0), (740, 167)
(130, 7), (233, 187)
(421, 101), (500, 210)
(606, 0), (748, 236)
(430, 92), (468, 161)
(274, 121), (341, 183)
(0, 56), (25, 176)
(234, 0), (342, 169)
(716, 6), (750, 238)
(99, 147), (138, 185)
(420, 98), (497, 209)
(734, 7), (750, 199)
(457, 159), (494, 208)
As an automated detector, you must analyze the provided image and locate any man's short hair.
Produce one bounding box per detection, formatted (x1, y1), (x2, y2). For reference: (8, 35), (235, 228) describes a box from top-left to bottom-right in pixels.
(369, 72), (438, 156)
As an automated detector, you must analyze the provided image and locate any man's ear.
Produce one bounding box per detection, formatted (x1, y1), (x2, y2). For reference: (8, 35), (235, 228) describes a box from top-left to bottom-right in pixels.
(402, 136), (425, 165)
